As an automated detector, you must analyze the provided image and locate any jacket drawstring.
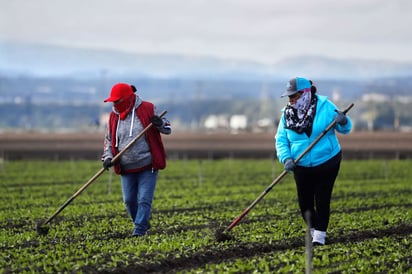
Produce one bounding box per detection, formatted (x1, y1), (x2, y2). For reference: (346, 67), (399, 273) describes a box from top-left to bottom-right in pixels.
(115, 116), (120, 147)
(129, 108), (135, 137)
(115, 106), (135, 147)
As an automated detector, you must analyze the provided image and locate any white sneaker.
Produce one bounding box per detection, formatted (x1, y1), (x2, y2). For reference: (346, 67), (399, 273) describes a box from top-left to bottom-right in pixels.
(312, 230), (326, 245)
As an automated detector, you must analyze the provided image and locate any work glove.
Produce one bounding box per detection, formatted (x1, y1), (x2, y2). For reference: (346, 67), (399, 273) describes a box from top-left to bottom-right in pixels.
(284, 158), (296, 172)
(334, 110), (348, 125)
(103, 158), (113, 170)
(150, 115), (163, 127)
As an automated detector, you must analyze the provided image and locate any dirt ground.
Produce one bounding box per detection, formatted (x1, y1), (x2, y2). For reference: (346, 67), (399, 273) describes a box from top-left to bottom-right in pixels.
(0, 131), (411, 160)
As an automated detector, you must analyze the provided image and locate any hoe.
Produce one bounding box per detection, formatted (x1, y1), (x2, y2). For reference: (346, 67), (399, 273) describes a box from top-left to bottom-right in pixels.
(216, 103), (354, 241)
(36, 110), (167, 235)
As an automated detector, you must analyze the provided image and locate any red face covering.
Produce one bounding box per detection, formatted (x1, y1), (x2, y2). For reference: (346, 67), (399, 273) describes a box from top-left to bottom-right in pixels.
(114, 94), (136, 120)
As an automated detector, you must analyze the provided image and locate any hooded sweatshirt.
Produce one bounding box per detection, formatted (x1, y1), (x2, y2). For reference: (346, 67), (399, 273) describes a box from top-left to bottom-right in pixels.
(103, 96), (171, 174)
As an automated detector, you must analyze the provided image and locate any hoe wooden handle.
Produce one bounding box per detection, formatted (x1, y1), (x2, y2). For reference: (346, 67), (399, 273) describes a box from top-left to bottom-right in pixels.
(226, 103), (354, 231)
(39, 110), (168, 227)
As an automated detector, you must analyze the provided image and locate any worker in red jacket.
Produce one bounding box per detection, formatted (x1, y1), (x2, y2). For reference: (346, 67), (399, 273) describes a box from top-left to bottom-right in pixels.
(102, 83), (171, 237)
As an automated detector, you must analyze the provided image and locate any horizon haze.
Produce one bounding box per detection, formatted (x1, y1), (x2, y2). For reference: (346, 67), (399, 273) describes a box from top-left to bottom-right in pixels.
(1, 0), (412, 66)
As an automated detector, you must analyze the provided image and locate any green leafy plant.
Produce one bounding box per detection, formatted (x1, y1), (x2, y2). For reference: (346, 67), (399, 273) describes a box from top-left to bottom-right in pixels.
(1, 159), (411, 273)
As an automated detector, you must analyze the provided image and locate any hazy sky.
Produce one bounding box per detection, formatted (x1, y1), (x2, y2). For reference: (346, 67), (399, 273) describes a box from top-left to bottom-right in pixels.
(1, 0), (412, 64)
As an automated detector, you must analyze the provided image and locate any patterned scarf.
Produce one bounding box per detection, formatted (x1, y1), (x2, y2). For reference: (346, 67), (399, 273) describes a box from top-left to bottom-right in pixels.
(284, 90), (317, 137)
(114, 94), (136, 120)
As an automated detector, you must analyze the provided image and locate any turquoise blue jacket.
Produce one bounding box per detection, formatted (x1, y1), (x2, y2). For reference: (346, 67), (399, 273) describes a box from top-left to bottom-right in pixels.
(275, 95), (352, 167)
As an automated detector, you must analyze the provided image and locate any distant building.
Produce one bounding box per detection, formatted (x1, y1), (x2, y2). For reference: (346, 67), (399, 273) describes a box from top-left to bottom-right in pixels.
(332, 88), (341, 102)
(255, 117), (273, 133)
(230, 115), (247, 133)
(361, 93), (389, 102)
(99, 113), (110, 130)
(204, 115), (229, 130)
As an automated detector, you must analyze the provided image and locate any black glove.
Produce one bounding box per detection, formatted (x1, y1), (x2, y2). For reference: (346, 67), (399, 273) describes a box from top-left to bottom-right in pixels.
(334, 110), (348, 125)
(150, 115), (163, 127)
(103, 158), (113, 170)
(284, 158), (296, 172)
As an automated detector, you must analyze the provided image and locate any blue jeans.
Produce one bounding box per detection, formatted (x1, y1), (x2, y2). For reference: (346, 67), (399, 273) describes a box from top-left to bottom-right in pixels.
(121, 169), (158, 236)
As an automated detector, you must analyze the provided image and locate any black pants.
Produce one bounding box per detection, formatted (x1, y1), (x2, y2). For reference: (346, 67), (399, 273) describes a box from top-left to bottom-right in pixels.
(293, 151), (342, 231)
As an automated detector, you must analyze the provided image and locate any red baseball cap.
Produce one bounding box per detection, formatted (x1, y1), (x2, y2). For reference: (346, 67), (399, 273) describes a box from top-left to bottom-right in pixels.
(104, 83), (134, 102)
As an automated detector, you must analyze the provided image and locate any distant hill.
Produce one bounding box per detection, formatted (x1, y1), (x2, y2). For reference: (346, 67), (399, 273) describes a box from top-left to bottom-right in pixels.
(1, 42), (412, 131)
(2, 41), (412, 80)
(0, 42), (269, 80)
(275, 56), (412, 79)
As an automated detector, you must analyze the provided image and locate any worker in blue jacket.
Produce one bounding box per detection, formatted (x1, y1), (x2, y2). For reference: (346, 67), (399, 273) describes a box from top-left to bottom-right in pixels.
(275, 77), (352, 245)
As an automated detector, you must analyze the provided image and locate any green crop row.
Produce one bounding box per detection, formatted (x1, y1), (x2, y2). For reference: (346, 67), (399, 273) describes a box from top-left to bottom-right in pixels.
(1, 159), (411, 273)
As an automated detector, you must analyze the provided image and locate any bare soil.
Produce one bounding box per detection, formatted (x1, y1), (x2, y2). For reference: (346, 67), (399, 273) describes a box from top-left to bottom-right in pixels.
(0, 131), (411, 160)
